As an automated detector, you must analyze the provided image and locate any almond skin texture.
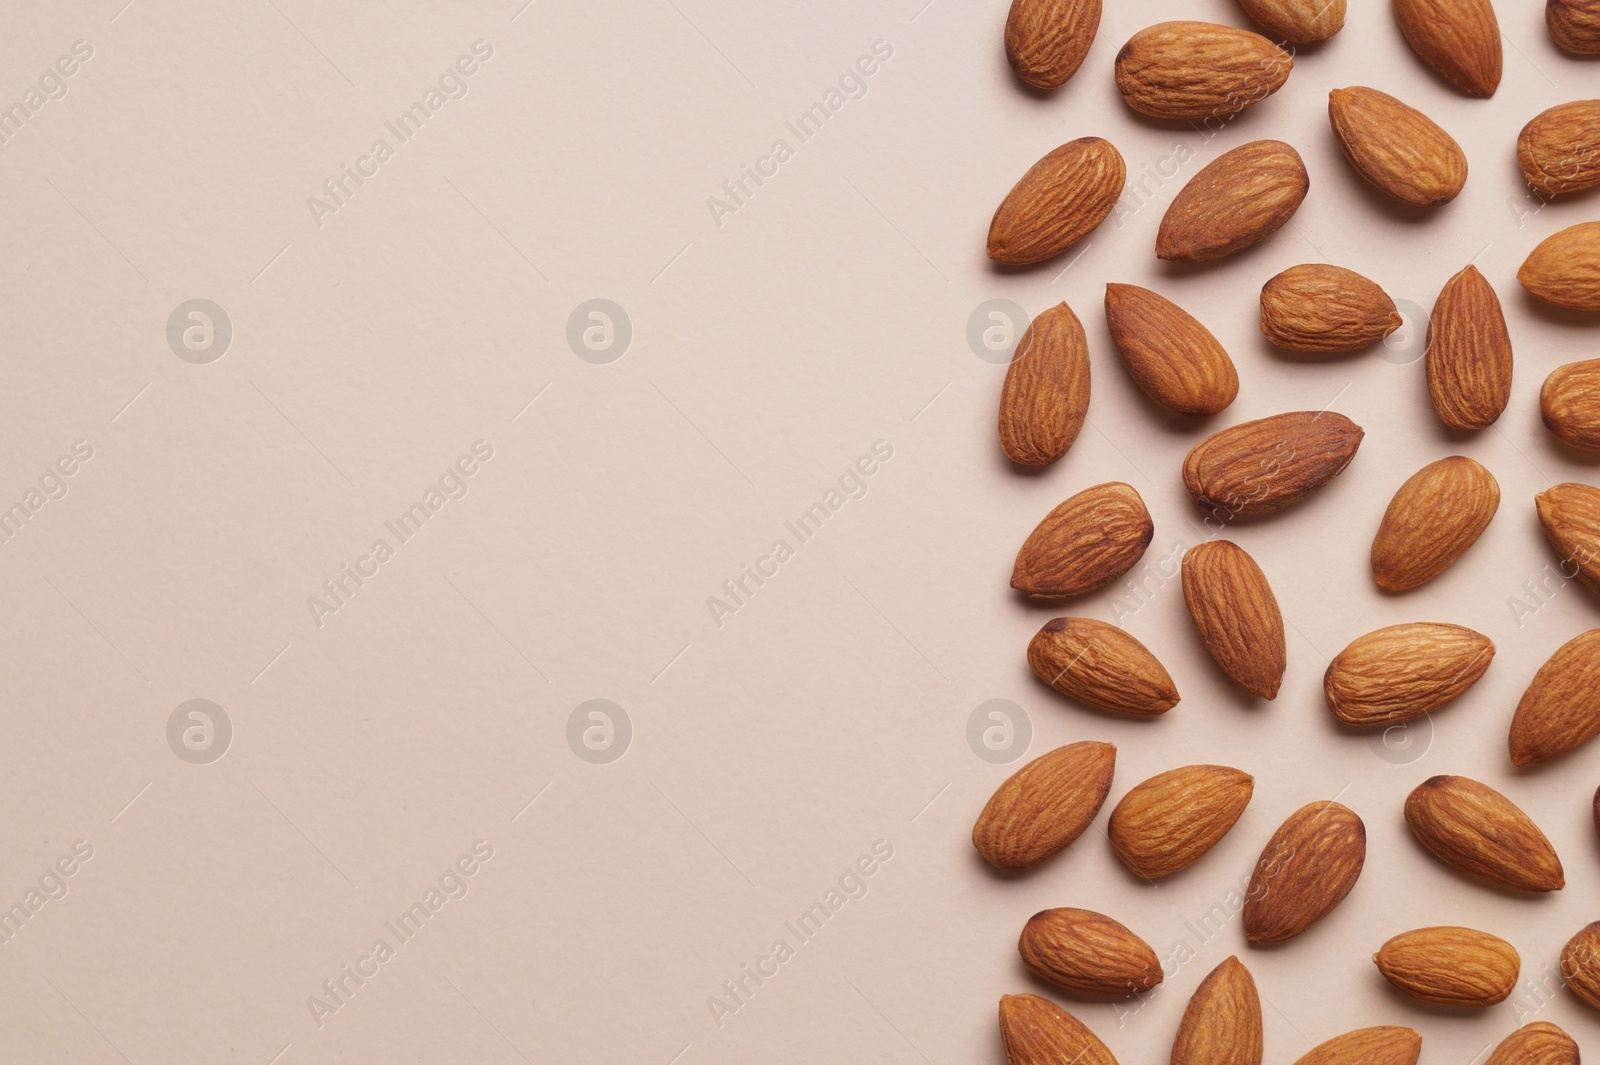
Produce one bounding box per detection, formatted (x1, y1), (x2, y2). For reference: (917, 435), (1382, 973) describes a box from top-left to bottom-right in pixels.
(1519, 101), (1600, 196)
(1012, 482), (1153, 598)
(1237, 0), (1345, 41)
(1103, 284), (1238, 417)
(998, 994), (1119, 1065)
(999, 302), (1091, 467)
(1244, 800), (1366, 945)
(1329, 87), (1467, 207)
(1549, 0), (1600, 54)
(1171, 956), (1263, 1065)
(1181, 541), (1286, 699)
(1028, 617), (1179, 717)
(1370, 457), (1500, 591)
(1324, 623), (1494, 727)
(989, 138), (1126, 266)
(1114, 22), (1291, 120)
(1374, 927), (1520, 1007)
(1018, 908), (1162, 997)
(1486, 1023), (1580, 1065)
(1562, 922), (1600, 1011)
(1393, 0), (1502, 97)
(1157, 140), (1307, 263)
(973, 741), (1117, 870)
(1260, 264), (1401, 351)
(1005, 0), (1102, 89)
(1520, 222), (1600, 310)
(1427, 265), (1512, 430)
(1404, 775), (1565, 892)
(1183, 411), (1363, 519)
(1542, 360), (1600, 451)
(1536, 483), (1600, 596)
(1107, 765), (1253, 879)
(1292, 1028), (1420, 1065)
(1509, 628), (1600, 766)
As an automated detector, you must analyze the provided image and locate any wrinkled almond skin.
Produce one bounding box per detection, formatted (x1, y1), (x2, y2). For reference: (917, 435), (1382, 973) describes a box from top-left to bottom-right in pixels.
(1509, 628), (1600, 766)
(1324, 623), (1494, 727)
(1374, 926), (1520, 1007)
(1104, 284), (1238, 417)
(989, 138), (1127, 265)
(973, 741), (1117, 870)
(1028, 617), (1179, 716)
(999, 302), (1091, 467)
(1018, 908), (1162, 997)
(1486, 1022), (1580, 1065)
(1237, 0), (1345, 41)
(1561, 922), (1600, 1011)
(1542, 360), (1600, 451)
(1519, 101), (1600, 196)
(1012, 482), (1153, 598)
(1292, 1028), (1420, 1065)
(1329, 87), (1467, 207)
(1404, 775), (1565, 892)
(1005, 0), (1102, 89)
(1427, 265), (1512, 430)
(1259, 264), (1401, 351)
(1181, 541), (1286, 699)
(1114, 21), (1291, 120)
(1370, 457), (1500, 591)
(1244, 801), (1365, 945)
(1536, 483), (1600, 596)
(1549, 0), (1600, 54)
(1393, 0), (1502, 97)
(1520, 222), (1600, 310)
(1157, 140), (1307, 263)
(1171, 956), (1262, 1065)
(1183, 411), (1363, 519)
(999, 994), (1120, 1065)
(1107, 765), (1253, 879)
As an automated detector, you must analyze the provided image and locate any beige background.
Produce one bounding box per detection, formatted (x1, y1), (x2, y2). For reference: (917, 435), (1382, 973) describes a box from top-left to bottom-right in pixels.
(0, 0), (1598, 1061)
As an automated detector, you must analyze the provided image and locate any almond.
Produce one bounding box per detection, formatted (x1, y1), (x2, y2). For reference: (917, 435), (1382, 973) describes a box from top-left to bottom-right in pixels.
(1518, 100), (1600, 196)
(1519, 221), (1600, 310)
(1018, 908), (1162, 997)
(1393, 0), (1502, 97)
(1486, 1023), (1580, 1065)
(1243, 800), (1365, 945)
(1181, 540), (1286, 699)
(1548, 0), (1600, 54)
(1292, 1028), (1420, 1065)
(1183, 411), (1363, 519)
(1561, 921), (1600, 1011)
(999, 302), (1091, 467)
(1028, 618), (1179, 716)
(1536, 483), (1600, 595)
(1509, 628), (1600, 766)
(1328, 86), (1467, 207)
(1004, 0), (1102, 89)
(1157, 140), (1308, 262)
(989, 138), (1127, 265)
(1259, 264), (1401, 351)
(1373, 926), (1520, 1007)
(1171, 956), (1262, 1065)
(1012, 482), (1153, 598)
(1542, 359), (1600, 450)
(1427, 265), (1512, 430)
(1236, 0), (1345, 41)
(998, 994), (1119, 1065)
(1404, 775), (1565, 892)
(1370, 457), (1500, 591)
(1114, 22), (1291, 120)
(1103, 283), (1238, 417)
(972, 741), (1117, 870)
(1107, 765), (1253, 879)
(1324, 623), (1494, 727)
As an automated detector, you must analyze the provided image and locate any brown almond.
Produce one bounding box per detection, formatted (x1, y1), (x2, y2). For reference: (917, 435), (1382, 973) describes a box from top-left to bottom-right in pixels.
(999, 302), (1091, 467)
(1157, 140), (1308, 262)
(1509, 628), (1600, 766)
(972, 741), (1117, 870)
(1028, 617), (1179, 716)
(989, 138), (1126, 266)
(1486, 1023), (1580, 1065)
(1012, 482), (1153, 598)
(1404, 775), (1565, 892)
(1329, 87), (1466, 207)
(1292, 1028), (1420, 1065)
(1542, 359), (1600, 451)
(1374, 926), (1519, 1007)
(1103, 284), (1238, 417)
(1537, 483), (1600, 596)
(1549, 0), (1600, 54)
(1004, 0), (1102, 89)
(1519, 101), (1600, 196)
(1260, 264), (1401, 351)
(1114, 22), (1291, 120)
(1427, 265), (1512, 430)
(1519, 221), (1600, 310)
(1018, 908), (1162, 997)
(1393, 0), (1502, 97)
(1370, 457), (1500, 591)
(1183, 411), (1363, 519)
(1324, 623), (1494, 727)
(999, 994), (1119, 1065)
(1107, 765), (1253, 879)
(1562, 922), (1600, 1011)
(1243, 800), (1365, 945)
(1181, 541), (1286, 699)
(1236, 0), (1345, 41)
(1171, 956), (1262, 1065)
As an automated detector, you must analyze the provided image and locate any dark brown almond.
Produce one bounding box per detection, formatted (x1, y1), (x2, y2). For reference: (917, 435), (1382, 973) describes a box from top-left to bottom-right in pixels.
(1103, 283), (1238, 417)
(1536, 483), (1600, 596)
(1427, 265), (1512, 430)
(1404, 775), (1565, 892)
(1486, 1022), (1580, 1065)
(1243, 800), (1365, 944)
(1027, 617), (1179, 716)
(1542, 359), (1600, 451)
(1324, 623), (1494, 727)
(1519, 221), (1600, 311)
(1370, 457), (1500, 591)
(1329, 86), (1467, 207)
(1011, 482), (1152, 598)
(1183, 411), (1363, 519)
(1018, 908), (1162, 997)
(1157, 140), (1308, 263)
(1292, 1028), (1420, 1065)
(1259, 264), (1401, 351)
(1562, 922), (1600, 1011)
(1107, 765), (1253, 879)
(1181, 540), (1286, 699)
(1548, 0), (1600, 55)
(1171, 956), (1263, 1065)
(999, 994), (1119, 1065)
(989, 138), (1127, 266)
(1237, 0), (1345, 42)
(999, 302), (1091, 467)
(1004, 0), (1102, 89)
(1114, 21), (1291, 120)
(1509, 628), (1600, 766)
(1519, 100), (1600, 196)
(1393, 0), (1502, 97)
(972, 741), (1117, 870)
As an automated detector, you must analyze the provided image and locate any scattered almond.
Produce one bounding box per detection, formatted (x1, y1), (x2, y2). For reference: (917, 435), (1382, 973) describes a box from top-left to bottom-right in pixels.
(1535, 483), (1600, 595)
(1561, 922), (1600, 1011)
(988, 138), (1127, 265)
(1393, 0), (1502, 97)
(1518, 100), (1600, 196)
(1323, 623), (1494, 727)
(1541, 359), (1600, 450)
(1183, 411), (1363, 518)
(972, 741), (1117, 870)
(1519, 221), (1600, 310)
(1427, 264), (1512, 430)
(1404, 775), (1565, 892)
(1236, 0), (1345, 42)
(1018, 907), (1162, 997)
(1114, 22), (1291, 120)
(1103, 283), (1238, 416)
(1028, 617), (1179, 716)
(1374, 926), (1519, 1007)
(1259, 264), (1401, 351)
(1370, 457), (1499, 591)
(998, 994), (1119, 1065)
(1548, 0), (1600, 54)
(1108, 765), (1253, 879)
(1157, 140), (1308, 262)
(1509, 628), (1600, 766)
(1170, 956), (1262, 1065)
(1244, 800), (1365, 945)
(1292, 1028), (1420, 1065)
(1486, 1023), (1580, 1065)
(1004, 0), (1102, 89)
(1328, 87), (1467, 206)
(999, 302), (1091, 467)
(1011, 482), (1153, 597)
(1181, 540), (1286, 698)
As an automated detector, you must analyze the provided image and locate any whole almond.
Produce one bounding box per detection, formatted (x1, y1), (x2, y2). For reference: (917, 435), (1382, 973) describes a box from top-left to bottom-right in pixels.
(1519, 101), (1600, 196)
(1519, 221), (1600, 310)
(1028, 617), (1180, 716)
(1486, 1023), (1580, 1065)
(1548, 0), (1600, 54)
(989, 138), (1126, 266)
(1236, 0), (1345, 41)
(1171, 956), (1262, 1065)
(1329, 86), (1467, 208)
(1114, 22), (1291, 120)
(1244, 801), (1365, 945)
(1012, 482), (1153, 598)
(1018, 908), (1162, 997)
(1370, 457), (1500, 591)
(1181, 540), (1286, 699)
(1104, 283), (1238, 417)
(1393, 0), (1502, 97)
(973, 741), (1117, 870)
(1260, 264), (1402, 351)
(1509, 628), (1600, 766)
(1324, 623), (1494, 727)
(1107, 765), (1253, 879)
(1427, 265), (1512, 430)
(1542, 360), (1600, 451)
(1005, 0), (1103, 89)
(1292, 1028), (1420, 1065)
(1537, 483), (1600, 595)
(999, 302), (1091, 467)
(1404, 775), (1565, 892)
(1374, 926), (1520, 1007)
(1157, 140), (1308, 262)
(1561, 922), (1600, 1011)
(999, 994), (1119, 1065)
(1183, 411), (1363, 519)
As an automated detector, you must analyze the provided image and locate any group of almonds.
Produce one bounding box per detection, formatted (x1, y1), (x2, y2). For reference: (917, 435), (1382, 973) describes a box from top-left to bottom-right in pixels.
(975, 0), (1600, 1063)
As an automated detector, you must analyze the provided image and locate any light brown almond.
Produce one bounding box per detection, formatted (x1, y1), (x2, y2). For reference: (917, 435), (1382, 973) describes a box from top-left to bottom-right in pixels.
(1183, 411), (1363, 519)
(1157, 140), (1308, 263)
(1509, 628), (1600, 766)
(1536, 483), (1600, 596)
(1114, 22), (1291, 120)
(1260, 264), (1401, 351)
(1018, 908), (1162, 997)
(1519, 100), (1600, 196)
(1427, 265), (1512, 430)
(1181, 540), (1286, 698)
(1519, 221), (1600, 310)
(972, 741), (1117, 870)
(1393, 0), (1502, 97)
(1542, 359), (1600, 450)
(1404, 775), (1565, 892)
(1374, 926), (1520, 1007)
(1562, 922), (1600, 1011)
(989, 138), (1126, 266)
(1171, 956), (1262, 1065)
(1028, 617), (1179, 716)
(1107, 765), (1253, 879)
(999, 302), (1091, 467)
(1370, 457), (1500, 591)
(1004, 0), (1102, 89)
(1236, 0), (1345, 41)
(1549, 0), (1600, 54)
(1103, 283), (1238, 417)
(999, 994), (1119, 1065)
(1486, 1023), (1580, 1065)
(1244, 800), (1365, 945)
(1011, 482), (1153, 597)
(1292, 1028), (1420, 1065)
(1329, 87), (1467, 206)
(1324, 623), (1494, 727)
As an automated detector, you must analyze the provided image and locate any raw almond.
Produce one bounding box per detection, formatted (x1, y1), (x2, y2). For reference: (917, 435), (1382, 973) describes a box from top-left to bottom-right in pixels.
(1236, 0), (1345, 41)
(1171, 956), (1262, 1065)
(1157, 140), (1308, 262)
(1328, 86), (1466, 207)
(1103, 283), (1238, 417)
(1561, 922), (1600, 1011)
(1259, 264), (1401, 351)
(1427, 265), (1512, 430)
(1536, 483), (1600, 595)
(1018, 907), (1162, 997)
(1011, 482), (1153, 597)
(1548, 0), (1600, 54)
(1370, 457), (1500, 591)
(1114, 22), (1291, 120)
(1183, 411), (1363, 519)
(972, 741), (1117, 870)
(1323, 623), (1494, 727)
(1004, 0), (1102, 89)
(989, 138), (1127, 265)
(1542, 360), (1600, 450)
(998, 994), (1119, 1065)
(1393, 0), (1502, 97)
(1107, 765), (1253, 879)
(1486, 1023), (1580, 1065)
(1181, 540), (1286, 699)
(1509, 628), (1600, 766)
(1518, 101), (1600, 196)
(1373, 926), (1520, 1007)
(1292, 1028), (1420, 1065)
(999, 302), (1091, 467)
(1404, 775), (1565, 892)
(1028, 617), (1179, 716)
(1519, 221), (1600, 310)
(1243, 800), (1365, 945)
